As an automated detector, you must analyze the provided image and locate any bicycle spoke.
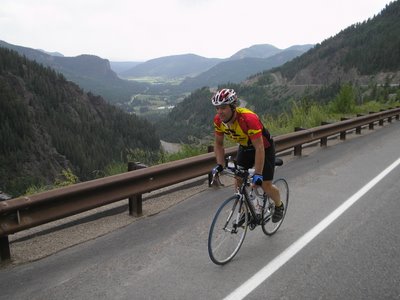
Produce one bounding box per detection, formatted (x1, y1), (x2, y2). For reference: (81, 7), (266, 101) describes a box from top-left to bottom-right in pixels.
(208, 196), (248, 265)
(262, 178), (289, 236)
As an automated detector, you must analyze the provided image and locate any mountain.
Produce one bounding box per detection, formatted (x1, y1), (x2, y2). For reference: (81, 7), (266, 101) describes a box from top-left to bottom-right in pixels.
(118, 45), (312, 83)
(0, 47), (161, 197)
(179, 49), (307, 90)
(110, 61), (143, 74)
(0, 40), (313, 110)
(229, 44), (281, 60)
(272, 2), (400, 86)
(157, 1), (400, 143)
(119, 54), (222, 79)
(0, 40), (149, 103)
(284, 44), (315, 52)
(38, 49), (64, 57)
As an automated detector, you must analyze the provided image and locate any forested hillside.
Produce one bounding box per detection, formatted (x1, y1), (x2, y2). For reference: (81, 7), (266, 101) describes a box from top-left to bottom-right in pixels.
(264, 0), (400, 84)
(0, 47), (161, 197)
(156, 87), (215, 143)
(157, 1), (400, 143)
(0, 40), (149, 103)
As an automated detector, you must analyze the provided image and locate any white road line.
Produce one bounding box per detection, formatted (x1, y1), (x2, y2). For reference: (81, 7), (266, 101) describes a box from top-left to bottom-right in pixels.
(224, 157), (400, 300)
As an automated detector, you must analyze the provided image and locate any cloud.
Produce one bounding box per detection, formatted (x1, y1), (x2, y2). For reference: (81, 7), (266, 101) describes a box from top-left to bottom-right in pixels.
(0, 0), (393, 61)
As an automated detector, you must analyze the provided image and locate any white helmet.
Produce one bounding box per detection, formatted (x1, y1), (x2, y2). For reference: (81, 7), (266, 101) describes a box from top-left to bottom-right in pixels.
(211, 89), (237, 106)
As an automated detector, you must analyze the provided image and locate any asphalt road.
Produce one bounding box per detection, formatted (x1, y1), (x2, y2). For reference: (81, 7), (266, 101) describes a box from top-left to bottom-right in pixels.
(1, 121), (399, 300)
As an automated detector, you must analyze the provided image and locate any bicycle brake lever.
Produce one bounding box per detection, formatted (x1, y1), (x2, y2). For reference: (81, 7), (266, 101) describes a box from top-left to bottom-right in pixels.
(210, 174), (224, 187)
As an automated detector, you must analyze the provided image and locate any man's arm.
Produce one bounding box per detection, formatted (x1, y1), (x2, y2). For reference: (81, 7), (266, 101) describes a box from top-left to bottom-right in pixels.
(214, 133), (225, 166)
(251, 135), (265, 175)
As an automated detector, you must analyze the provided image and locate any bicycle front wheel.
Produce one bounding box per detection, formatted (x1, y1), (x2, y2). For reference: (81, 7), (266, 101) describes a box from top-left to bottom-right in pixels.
(208, 195), (248, 265)
(262, 178), (289, 236)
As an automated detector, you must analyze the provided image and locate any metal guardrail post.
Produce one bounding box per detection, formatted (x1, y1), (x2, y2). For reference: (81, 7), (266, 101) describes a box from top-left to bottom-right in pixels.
(387, 108), (393, 123)
(368, 112), (375, 130)
(0, 236), (11, 261)
(379, 110), (385, 126)
(340, 118), (349, 140)
(294, 127), (306, 156)
(128, 162), (147, 217)
(320, 122), (331, 146)
(356, 114), (364, 134)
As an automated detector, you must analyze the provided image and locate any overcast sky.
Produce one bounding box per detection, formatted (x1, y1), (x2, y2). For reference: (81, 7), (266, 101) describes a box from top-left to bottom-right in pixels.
(0, 0), (394, 62)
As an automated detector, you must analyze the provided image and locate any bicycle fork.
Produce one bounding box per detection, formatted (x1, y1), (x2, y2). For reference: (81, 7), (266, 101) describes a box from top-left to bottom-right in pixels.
(223, 195), (243, 234)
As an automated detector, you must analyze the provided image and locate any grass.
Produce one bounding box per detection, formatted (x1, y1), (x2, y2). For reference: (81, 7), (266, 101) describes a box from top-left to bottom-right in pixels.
(266, 99), (399, 136)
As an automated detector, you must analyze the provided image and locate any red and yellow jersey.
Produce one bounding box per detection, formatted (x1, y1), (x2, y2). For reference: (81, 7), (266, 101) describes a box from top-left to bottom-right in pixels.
(214, 107), (272, 148)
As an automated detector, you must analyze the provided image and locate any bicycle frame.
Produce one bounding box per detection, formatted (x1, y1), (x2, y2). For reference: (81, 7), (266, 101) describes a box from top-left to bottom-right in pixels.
(239, 182), (260, 224)
(219, 157), (264, 227)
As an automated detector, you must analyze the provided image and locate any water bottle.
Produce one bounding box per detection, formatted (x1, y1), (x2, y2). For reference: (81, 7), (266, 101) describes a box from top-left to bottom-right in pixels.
(247, 168), (264, 215)
(253, 186), (264, 215)
(246, 186), (263, 215)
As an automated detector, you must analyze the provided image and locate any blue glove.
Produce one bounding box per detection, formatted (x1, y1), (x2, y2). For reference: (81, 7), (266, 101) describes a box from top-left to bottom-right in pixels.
(212, 164), (223, 175)
(252, 174), (263, 185)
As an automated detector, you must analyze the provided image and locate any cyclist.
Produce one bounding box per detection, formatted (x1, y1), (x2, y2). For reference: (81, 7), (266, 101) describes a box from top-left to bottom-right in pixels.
(211, 88), (284, 222)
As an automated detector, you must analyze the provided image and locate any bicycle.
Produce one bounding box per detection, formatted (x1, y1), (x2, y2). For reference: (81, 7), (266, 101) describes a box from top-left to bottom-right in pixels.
(208, 156), (289, 265)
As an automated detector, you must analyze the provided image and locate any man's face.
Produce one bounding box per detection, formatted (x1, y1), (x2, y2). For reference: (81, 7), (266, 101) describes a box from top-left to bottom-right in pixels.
(216, 104), (234, 123)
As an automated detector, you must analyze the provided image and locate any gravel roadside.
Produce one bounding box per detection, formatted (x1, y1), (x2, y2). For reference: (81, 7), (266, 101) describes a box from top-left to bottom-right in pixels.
(3, 175), (222, 267)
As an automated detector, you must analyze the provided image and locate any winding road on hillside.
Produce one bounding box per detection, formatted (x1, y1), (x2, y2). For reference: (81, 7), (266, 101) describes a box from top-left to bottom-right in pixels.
(1, 121), (400, 299)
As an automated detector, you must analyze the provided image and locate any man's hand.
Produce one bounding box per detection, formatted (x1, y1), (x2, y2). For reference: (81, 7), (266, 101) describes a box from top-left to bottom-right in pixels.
(212, 164), (223, 175)
(252, 174), (263, 186)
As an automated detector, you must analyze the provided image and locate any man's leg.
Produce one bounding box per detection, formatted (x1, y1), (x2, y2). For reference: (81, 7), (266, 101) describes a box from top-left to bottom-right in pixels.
(262, 180), (281, 206)
(262, 180), (284, 223)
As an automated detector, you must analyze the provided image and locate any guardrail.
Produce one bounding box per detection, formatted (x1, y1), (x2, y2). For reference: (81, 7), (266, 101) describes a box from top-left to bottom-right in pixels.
(1, 107), (399, 261)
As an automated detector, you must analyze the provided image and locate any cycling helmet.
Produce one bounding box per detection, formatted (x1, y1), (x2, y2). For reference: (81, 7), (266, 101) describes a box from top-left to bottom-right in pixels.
(211, 89), (237, 106)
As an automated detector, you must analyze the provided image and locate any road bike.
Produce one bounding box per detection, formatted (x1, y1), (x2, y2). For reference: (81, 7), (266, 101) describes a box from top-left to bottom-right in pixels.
(208, 156), (289, 265)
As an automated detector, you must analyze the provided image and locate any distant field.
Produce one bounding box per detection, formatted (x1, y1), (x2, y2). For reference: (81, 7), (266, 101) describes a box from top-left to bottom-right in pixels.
(127, 92), (190, 117)
(115, 77), (191, 116)
(123, 76), (183, 85)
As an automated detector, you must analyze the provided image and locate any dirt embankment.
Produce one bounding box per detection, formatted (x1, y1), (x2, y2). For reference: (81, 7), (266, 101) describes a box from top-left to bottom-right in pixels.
(160, 140), (182, 153)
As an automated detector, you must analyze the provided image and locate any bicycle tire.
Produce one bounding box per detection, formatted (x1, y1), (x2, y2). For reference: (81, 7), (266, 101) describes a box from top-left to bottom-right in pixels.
(208, 195), (248, 265)
(261, 178), (289, 236)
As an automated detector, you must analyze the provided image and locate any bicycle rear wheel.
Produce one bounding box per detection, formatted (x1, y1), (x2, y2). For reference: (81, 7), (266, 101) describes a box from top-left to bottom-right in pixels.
(208, 195), (248, 265)
(261, 178), (289, 236)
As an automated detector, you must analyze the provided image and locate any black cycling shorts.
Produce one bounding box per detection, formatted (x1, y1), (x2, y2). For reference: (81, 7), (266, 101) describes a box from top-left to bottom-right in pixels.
(236, 141), (276, 181)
